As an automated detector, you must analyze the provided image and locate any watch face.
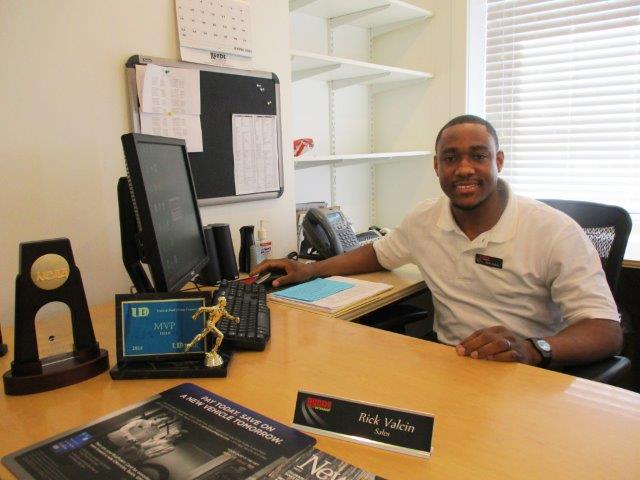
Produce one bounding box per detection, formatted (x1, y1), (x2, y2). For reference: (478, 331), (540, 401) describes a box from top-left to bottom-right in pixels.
(537, 339), (552, 352)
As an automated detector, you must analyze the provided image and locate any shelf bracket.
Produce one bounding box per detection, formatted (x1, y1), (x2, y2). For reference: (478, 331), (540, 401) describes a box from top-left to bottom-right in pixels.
(371, 16), (430, 37)
(371, 76), (431, 94)
(292, 63), (340, 82)
(331, 73), (390, 90)
(329, 5), (390, 29)
(289, 0), (318, 12)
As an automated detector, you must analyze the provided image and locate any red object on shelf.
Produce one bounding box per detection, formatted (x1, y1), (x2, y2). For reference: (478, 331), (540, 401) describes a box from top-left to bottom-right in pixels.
(293, 138), (314, 157)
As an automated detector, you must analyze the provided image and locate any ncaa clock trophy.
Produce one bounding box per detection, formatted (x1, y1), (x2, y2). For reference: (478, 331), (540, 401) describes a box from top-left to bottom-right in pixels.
(0, 324), (7, 357)
(184, 296), (239, 368)
(3, 238), (109, 395)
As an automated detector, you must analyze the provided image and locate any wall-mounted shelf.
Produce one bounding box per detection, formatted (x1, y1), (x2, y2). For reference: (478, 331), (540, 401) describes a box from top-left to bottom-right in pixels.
(294, 151), (429, 170)
(291, 50), (432, 91)
(289, 0), (432, 36)
(290, 0), (433, 230)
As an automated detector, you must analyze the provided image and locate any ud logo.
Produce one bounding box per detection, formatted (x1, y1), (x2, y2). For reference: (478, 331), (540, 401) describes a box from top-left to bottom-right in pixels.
(131, 307), (150, 318)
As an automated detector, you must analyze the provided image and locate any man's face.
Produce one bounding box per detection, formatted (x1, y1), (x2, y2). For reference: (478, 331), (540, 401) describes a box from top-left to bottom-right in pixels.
(434, 123), (504, 211)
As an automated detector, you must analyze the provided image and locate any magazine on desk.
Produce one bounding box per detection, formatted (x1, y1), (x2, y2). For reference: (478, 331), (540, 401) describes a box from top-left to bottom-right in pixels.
(268, 276), (392, 315)
(2, 383), (315, 480)
(268, 448), (385, 480)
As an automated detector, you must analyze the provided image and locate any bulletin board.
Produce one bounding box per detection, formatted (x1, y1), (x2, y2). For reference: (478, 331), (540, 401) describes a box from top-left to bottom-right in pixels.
(125, 55), (284, 205)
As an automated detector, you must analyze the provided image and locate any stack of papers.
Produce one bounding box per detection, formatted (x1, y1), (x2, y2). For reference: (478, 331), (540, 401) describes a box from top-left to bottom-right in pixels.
(270, 276), (392, 315)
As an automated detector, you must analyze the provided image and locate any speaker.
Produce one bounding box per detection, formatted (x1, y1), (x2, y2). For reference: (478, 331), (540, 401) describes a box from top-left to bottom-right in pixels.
(200, 225), (222, 285)
(238, 225), (255, 274)
(210, 223), (239, 280)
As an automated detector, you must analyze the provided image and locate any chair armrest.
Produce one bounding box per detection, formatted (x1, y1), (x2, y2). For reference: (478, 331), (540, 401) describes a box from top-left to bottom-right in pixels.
(554, 355), (630, 385)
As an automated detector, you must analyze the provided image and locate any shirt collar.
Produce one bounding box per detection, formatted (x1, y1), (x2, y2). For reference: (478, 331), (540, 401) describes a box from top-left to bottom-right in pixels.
(435, 178), (518, 244)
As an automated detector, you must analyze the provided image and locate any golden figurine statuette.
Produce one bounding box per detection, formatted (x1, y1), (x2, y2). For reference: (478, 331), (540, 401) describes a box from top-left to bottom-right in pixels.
(184, 296), (240, 368)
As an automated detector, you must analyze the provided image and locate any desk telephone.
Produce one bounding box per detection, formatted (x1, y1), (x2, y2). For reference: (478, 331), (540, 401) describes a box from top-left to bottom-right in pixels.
(301, 207), (383, 259)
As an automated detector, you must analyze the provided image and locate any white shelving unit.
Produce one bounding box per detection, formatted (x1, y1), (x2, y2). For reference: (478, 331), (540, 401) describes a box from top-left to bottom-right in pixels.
(290, 0), (433, 230)
(291, 50), (432, 90)
(290, 0), (432, 33)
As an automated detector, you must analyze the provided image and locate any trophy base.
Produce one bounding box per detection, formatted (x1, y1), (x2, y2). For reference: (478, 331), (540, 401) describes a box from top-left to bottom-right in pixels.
(204, 351), (224, 368)
(110, 350), (233, 380)
(3, 348), (109, 395)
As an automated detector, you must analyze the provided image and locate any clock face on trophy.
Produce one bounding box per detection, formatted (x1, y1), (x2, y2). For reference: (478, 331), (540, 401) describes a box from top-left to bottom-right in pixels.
(2, 238), (109, 395)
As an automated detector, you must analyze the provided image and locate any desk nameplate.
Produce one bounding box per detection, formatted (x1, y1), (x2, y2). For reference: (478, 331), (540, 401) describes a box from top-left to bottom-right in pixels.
(293, 391), (434, 458)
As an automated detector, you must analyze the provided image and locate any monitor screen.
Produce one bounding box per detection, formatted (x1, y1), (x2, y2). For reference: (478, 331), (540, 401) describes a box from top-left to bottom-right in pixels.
(120, 133), (208, 293)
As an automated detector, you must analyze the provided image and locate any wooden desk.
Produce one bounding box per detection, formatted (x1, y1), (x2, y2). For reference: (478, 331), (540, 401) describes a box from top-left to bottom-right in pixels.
(2, 297), (640, 479)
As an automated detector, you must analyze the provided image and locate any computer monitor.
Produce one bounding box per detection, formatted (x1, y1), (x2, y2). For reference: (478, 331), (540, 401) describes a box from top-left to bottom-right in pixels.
(118, 133), (209, 293)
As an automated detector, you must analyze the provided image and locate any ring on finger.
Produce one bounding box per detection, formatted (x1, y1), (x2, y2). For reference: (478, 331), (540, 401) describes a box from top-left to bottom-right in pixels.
(505, 339), (512, 351)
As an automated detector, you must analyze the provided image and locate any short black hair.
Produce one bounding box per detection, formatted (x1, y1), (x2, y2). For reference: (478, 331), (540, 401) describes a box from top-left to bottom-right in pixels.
(434, 115), (499, 151)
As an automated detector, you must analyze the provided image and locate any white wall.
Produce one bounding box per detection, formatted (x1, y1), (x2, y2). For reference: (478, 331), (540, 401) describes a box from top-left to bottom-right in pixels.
(0, 0), (295, 326)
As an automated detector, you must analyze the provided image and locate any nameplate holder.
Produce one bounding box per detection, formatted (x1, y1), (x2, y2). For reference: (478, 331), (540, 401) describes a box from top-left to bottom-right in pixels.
(292, 391), (434, 458)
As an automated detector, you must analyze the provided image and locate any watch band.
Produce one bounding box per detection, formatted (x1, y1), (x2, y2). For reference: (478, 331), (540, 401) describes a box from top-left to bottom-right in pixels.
(528, 338), (552, 367)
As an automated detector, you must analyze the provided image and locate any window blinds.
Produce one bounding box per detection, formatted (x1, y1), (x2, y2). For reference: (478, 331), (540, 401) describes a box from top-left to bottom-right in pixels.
(485, 0), (640, 216)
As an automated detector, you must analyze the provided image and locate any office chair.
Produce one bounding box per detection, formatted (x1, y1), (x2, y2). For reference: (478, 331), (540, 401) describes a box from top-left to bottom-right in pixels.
(539, 199), (632, 385)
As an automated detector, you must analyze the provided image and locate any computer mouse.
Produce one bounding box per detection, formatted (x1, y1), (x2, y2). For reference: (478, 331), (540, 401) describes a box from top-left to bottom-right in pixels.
(255, 268), (287, 287)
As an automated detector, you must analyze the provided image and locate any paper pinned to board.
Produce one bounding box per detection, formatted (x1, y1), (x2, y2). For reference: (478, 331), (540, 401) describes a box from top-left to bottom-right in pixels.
(135, 64), (200, 115)
(232, 114), (280, 194)
(139, 112), (203, 153)
(135, 64), (203, 152)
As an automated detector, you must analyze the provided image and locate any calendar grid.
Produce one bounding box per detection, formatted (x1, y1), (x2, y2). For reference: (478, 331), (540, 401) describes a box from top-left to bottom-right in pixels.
(175, 0), (253, 58)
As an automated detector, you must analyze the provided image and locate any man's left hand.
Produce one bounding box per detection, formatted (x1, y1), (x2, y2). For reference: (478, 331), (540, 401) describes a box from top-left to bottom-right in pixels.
(456, 326), (541, 365)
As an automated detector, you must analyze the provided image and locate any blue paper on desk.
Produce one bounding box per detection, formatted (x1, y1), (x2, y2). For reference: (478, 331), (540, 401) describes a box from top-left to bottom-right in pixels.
(273, 278), (354, 302)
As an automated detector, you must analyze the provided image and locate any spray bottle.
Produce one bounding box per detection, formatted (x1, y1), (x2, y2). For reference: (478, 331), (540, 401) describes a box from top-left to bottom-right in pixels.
(257, 220), (272, 261)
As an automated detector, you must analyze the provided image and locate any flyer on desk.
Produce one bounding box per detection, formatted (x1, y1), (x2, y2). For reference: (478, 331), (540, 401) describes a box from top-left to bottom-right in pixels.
(2, 383), (315, 480)
(269, 448), (386, 480)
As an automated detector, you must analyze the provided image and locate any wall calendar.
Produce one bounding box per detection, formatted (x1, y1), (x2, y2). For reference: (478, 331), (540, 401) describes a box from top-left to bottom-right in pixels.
(175, 0), (253, 58)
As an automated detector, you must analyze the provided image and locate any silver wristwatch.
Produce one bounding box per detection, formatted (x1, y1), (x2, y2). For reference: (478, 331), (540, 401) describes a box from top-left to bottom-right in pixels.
(528, 338), (552, 367)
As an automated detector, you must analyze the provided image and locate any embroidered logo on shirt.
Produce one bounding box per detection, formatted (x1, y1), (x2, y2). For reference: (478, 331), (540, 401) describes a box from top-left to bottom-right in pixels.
(475, 254), (503, 269)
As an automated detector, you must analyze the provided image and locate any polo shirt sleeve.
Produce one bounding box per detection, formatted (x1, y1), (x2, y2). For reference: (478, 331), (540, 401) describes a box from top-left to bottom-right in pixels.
(373, 214), (414, 270)
(548, 222), (620, 324)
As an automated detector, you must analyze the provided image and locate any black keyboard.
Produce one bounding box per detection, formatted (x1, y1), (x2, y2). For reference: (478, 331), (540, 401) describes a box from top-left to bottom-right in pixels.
(214, 280), (270, 351)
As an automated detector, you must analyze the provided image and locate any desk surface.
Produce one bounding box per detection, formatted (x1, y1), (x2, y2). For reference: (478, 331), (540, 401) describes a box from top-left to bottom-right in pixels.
(2, 272), (640, 479)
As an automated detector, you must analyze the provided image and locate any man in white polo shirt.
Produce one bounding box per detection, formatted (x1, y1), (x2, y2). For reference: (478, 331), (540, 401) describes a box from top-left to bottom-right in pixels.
(251, 115), (622, 367)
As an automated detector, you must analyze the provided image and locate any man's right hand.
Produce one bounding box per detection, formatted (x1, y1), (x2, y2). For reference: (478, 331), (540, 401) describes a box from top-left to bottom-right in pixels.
(249, 259), (315, 288)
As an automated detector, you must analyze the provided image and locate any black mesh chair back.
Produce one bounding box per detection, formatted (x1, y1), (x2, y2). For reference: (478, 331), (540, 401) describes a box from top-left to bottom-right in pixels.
(540, 199), (632, 385)
(540, 199), (632, 295)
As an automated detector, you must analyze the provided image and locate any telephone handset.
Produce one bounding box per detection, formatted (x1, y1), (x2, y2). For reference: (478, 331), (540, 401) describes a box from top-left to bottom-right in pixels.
(302, 208), (360, 259)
